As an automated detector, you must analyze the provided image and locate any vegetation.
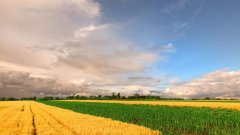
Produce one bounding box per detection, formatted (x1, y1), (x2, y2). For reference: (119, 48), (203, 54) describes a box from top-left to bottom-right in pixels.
(63, 100), (240, 110)
(41, 101), (240, 135)
(62, 93), (163, 100)
(1, 92), (239, 101)
(0, 97), (18, 101)
(0, 101), (159, 135)
(0, 101), (34, 134)
(0, 97), (36, 101)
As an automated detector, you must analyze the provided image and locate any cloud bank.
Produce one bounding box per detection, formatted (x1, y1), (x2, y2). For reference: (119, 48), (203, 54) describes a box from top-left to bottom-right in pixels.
(1, 0), (239, 99)
(163, 70), (240, 99)
(0, 0), (173, 97)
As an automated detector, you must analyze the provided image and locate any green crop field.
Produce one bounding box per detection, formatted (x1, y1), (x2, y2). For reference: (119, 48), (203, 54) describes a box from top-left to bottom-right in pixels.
(40, 101), (240, 135)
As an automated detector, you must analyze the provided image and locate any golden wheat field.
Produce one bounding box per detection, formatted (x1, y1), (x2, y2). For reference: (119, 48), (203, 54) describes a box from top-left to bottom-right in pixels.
(64, 100), (240, 111)
(0, 101), (160, 135)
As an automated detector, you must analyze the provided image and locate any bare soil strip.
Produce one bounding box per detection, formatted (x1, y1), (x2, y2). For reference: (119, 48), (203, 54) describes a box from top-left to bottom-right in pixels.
(29, 104), (36, 135)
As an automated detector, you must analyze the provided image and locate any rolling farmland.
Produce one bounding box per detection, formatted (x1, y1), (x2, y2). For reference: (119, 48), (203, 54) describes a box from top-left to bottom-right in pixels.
(1, 0), (240, 135)
(63, 100), (240, 111)
(1, 100), (240, 135)
(0, 101), (159, 135)
(42, 100), (240, 135)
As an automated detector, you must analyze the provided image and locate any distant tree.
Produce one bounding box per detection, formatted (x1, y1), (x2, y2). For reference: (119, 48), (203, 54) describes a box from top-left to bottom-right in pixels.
(154, 96), (161, 100)
(140, 96), (146, 99)
(32, 97), (37, 100)
(80, 96), (87, 100)
(7, 97), (18, 101)
(21, 97), (36, 100)
(146, 96), (154, 99)
(21, 97), (26, 100)
(134, 94), (140, 99)
(66, 96), (74, 99)
(127, 96), (134, 99)
(121, 96), (126, 99)
(97, 95), (102, 100)
(75, 95), (80, 99)
(117, 93), (121, 100)
(0, 97), (6, 101)
(43, 96), (54, 100)
(103, 96), (112, 100)
(112, 93), (116, 99)
(204, 97), (210, 100)
(55, 97), (60, 100)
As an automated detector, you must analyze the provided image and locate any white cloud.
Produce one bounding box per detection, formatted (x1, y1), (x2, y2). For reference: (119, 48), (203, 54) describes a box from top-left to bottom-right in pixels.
(162, 0), (190, 13)
(74, 24), (108, 39)
(150, 43), (176, 53)
(0, 0), (174, 97)
(0, 0), (100, 46)
(0, 0), (100, 18)
(163, 70), (240, 99)
(52, 24), (159, 79)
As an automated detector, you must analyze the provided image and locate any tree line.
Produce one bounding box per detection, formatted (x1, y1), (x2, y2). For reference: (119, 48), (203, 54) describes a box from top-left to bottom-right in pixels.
(0, 93), (164, 101)
(0, 93), (237, 101)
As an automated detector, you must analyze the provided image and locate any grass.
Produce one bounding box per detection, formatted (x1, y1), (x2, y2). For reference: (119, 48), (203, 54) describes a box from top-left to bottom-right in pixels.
(62, 99), (240, 103)
(40, 101), (240, 135)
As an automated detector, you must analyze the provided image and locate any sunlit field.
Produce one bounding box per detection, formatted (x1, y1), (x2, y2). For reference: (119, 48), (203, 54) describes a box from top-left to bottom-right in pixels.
(0, 101), (159, 135)
(41, 100), (240, 135)
(66, 100), (240, 111)
(1, 0), (240, 134)
(1, 100), (240, 134)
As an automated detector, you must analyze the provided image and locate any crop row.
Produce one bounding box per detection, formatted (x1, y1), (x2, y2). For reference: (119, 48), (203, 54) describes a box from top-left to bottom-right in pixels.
(0, 101), (159, 135)
(63, 100), (240, 111)
(41, 101), (240, 135)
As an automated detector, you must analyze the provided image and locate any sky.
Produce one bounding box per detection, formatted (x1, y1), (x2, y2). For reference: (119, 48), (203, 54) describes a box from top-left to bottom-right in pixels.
(0, 0), (240, 98)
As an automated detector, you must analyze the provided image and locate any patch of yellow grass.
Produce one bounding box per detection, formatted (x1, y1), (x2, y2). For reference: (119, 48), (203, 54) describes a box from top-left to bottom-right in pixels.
(0, 101), (160, 135)
(0, 101), (34, 135)
(65, 100), (240, 111)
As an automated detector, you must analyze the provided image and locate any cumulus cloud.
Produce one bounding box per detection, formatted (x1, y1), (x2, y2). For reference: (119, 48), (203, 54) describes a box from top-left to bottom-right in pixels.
(0, 0), (100, 49)
(162, 0), (190, 13)
(163, 70), (240, 99)
(57, 25), (157, 76)
(127, 76), (161, 86)
(0, 0), (175, 97)
(74, 24), (108, 39)
(0, 71), (29, 86)
(0, 71), (93, 98)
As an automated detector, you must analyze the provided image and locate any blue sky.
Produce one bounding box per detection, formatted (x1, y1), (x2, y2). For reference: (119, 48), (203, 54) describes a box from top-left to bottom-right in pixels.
(0, 0), (239, 98)
(98, 0), (240, 80)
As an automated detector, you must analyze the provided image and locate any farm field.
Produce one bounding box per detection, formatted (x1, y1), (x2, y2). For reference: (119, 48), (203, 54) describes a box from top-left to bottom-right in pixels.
(1, 0), (240, 135)
(0, 101), (160, 135)
(41, 100), (240, 135)
(63, 100), (240, 111)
